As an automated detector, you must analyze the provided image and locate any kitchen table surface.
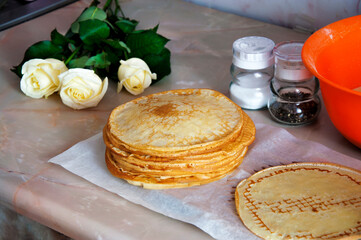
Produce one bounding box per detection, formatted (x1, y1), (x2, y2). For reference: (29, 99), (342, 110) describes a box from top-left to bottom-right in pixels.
(0, 0), (360, 239)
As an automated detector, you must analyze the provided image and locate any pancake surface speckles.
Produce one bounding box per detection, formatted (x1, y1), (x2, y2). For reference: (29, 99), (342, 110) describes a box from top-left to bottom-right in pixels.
(103, 88), (255, 189)
(108, 88), (243, 152)
(235, 162), (361, 240)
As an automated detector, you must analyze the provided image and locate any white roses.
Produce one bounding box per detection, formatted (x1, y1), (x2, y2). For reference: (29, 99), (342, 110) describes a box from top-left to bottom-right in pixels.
(20, 58), (68, 98)
(117, 58), (157, 95)
(19, 57), (156, 109)
(58, 69), (108, 110)
(20, 59), (108, 110)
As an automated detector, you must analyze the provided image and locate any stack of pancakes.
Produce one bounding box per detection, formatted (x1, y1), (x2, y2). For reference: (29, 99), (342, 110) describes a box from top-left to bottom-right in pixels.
(103, 88), (255, 189)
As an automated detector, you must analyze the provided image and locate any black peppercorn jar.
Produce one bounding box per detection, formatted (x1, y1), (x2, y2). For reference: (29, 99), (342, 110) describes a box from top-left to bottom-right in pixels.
(268, 41), (321, 125)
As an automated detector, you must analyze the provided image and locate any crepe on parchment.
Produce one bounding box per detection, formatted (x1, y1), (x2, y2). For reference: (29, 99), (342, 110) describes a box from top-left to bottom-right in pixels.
(235, 162), (361, 240)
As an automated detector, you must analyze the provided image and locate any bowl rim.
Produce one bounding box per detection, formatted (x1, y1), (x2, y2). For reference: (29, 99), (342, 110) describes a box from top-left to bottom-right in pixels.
(302, 15), (361, 97)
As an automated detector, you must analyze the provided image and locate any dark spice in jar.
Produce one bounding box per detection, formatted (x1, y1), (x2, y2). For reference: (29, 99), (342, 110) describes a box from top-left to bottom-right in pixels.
(279, 91), (311, 101)
(269, 92), (319, 124)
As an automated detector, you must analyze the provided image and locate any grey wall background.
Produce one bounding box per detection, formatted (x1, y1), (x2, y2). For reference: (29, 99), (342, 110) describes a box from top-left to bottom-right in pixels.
(184, 0), (361, 32)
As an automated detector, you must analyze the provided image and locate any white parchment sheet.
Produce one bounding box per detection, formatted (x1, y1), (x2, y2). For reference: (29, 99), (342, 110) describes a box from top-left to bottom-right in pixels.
(49, 123), (361, 240)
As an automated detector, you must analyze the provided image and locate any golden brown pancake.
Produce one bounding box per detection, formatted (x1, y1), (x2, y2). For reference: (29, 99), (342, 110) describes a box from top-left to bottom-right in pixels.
(106, 88), (245, 157)
(235, 162), (361, 240)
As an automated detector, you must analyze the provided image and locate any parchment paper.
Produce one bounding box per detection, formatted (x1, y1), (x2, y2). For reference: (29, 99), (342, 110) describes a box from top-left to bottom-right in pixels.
(49, 123), (361, 240)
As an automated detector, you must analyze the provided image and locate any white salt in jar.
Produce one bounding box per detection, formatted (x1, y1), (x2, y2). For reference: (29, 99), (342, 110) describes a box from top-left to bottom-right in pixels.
(229, 36), (275, 110)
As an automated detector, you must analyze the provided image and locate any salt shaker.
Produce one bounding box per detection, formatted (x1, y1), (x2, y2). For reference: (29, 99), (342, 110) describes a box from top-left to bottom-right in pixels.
(229, 36), (275, 110)
(268, 41), (321, 125)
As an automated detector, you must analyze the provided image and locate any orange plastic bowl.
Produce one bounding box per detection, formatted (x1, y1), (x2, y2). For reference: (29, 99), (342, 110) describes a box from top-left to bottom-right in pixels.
(302, 15), (361, 148)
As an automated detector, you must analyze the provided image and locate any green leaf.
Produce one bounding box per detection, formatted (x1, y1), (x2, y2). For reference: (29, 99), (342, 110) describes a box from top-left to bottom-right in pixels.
(11, 40), (64, 77)
(71, 6), (107, 33)
(103, 50), (121, 67)
(125, 29), (171, 81)
(126, 30), (169, 58)
(68, 56), (89, 68)
(69, 53), (111, 70)
(68, 43), (77, 52)
(79, 19), (110, 45)
(86, 52), (111, 69)
(24, 40), (64, 60)
(51, 29), (69, 46)
(103, 39), (130, 53)
(101, 43), (126, 69)
(79, 6), (107, 21)
(143, 48), (171, 83)
(115, 19), (138, 34)
(152, 24), (159, 32)
(10, 65), (22, 78)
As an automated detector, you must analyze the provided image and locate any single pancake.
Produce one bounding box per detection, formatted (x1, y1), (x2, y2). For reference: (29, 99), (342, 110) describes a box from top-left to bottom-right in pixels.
(235, 162), (361, 240)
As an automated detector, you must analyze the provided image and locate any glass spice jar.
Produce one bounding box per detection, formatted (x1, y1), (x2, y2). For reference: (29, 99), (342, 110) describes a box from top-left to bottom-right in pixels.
(268, 41), (321, 125)
(229, 36), (275, 110)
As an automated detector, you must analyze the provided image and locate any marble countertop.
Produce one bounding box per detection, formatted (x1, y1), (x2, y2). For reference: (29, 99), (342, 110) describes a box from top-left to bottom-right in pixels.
(0, 0), (360, 239)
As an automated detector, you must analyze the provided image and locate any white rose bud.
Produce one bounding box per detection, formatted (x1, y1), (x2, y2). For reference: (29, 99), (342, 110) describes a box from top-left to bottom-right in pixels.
(117, 58), (157, 95)
(58, 69), (108, 110)
(20, 58), (68, 98)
